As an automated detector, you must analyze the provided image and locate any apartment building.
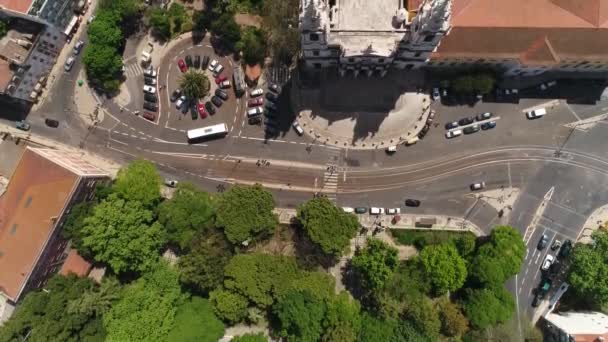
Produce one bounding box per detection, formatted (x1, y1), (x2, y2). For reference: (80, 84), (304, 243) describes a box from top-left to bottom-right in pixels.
(0, 0), (85, 31)
(0, 147), (109, 322)
(544, 311), (608, 342)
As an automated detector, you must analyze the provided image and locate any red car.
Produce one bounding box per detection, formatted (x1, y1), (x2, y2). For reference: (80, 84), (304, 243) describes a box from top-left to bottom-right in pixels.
(197, 102), (207, 118)
(177, 59), (187, 73)
(215, 75), (227, 84)
(142, 112), (155, 121)
(248, 97), (264, 107)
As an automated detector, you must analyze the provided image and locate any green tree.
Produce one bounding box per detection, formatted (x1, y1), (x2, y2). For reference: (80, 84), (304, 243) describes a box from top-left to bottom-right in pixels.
(470, 226), (525, 287)
(351, 238), (399, 291)
(322, 292), (361, 342)
(393, 320), (429, 342)
(568, 230), (608, 306)
(358, 313), (397, 342)
(178, 230), (233, 294)
(61, 201), (95, 257)
(0, 275), (105, 342)
(81, 194), (164, 274)
(418, 243), (467, 295)
(463, 287), (515, 330)
(403, 297), (441, 339)
(297, 196), (359, 257)
(104, 262), (186, 341)
(210, 289), (249, 323)
(179, 69), (210, 100)
(472, 74), (496, 94)
(236, 27), (267, 65)
(87, 12), (122, 46)
(158, 182), (215, 249)
(167, 296), (225, 342)
(67, 277), (120, 317)
(273, 289), (327, 342)
(231, 333), (268, 342)
(113, 159), (162, 208)
(262, 0), (299, 64)
(215, 184), (278, 245)
(454, 233), (477, 261)
(148, 8), (170, 39)
(436, 297), (469, 337)
(210, 12), (241, 48)
(83, 43), (123, 89)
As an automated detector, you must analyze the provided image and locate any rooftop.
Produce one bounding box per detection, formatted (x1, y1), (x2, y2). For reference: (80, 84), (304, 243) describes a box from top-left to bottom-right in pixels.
(0, 0), (34, 14)
(546, 311), (608, 338)
(335, 0), (402, 31)
(60, 249), (91, 277)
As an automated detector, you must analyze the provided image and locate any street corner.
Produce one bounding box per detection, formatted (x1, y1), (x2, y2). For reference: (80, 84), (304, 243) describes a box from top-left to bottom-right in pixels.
(577, 203), (608, 244)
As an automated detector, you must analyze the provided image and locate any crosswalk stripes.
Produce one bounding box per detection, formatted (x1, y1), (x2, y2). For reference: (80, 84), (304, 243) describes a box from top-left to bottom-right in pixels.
(266, 66), (291, 85)
(322, 166), (338, 202)
(124, 63), (143, 78)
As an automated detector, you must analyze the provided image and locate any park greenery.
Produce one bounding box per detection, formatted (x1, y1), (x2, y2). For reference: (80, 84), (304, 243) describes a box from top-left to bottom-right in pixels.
(567, 228), (608, 310)
(146, 3), (191, 40)
(0, 158), (530, 341)
(179, 69), (211, 100)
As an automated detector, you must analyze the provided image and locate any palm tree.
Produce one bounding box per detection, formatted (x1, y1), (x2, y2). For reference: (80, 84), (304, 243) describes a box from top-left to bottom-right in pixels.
(179, 70), (210, 100)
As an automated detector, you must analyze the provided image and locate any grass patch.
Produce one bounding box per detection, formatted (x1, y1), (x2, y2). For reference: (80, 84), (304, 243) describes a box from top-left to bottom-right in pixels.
(390, 229), (475, 250)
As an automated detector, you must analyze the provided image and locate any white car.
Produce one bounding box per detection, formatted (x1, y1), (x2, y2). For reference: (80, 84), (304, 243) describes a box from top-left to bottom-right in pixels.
(470, 182), (485, 191)
(143, 68), (157, 78)
(292, 121), (304, 135)
(214, 64), (224, 75)
(208, 59), (218, 71)
(247, 106), (264, 117)
(220, 79), (230, 88)
(432, 88), (440, 101)
(342, 207), (354, 213)
(73, 40), (85, 55)
(526, 108), (547, 119)
(250, 88), (264, 97)
(445, 129), (462, 139)
(387, 208), (401, 215)
(175, 95), (186, 109)
(370, 207), (385, 215)
(143, 85), (156, 94)
(541, 254), (555, 271)
(64, 56), (75, 71)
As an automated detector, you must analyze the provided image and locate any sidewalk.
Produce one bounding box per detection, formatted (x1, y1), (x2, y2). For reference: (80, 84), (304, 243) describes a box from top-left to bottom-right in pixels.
(578, 203), (608, 244)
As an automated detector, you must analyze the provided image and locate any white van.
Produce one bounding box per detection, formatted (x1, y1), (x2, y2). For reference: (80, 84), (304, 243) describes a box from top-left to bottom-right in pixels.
(445, 129), (462, 139)
(342, 207), (354, 213)
(526, 108), (546, 119)
(370, 207), (385, 215)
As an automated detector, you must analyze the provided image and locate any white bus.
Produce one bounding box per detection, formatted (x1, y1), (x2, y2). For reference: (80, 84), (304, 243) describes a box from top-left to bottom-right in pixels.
(187, 123), (228, 142)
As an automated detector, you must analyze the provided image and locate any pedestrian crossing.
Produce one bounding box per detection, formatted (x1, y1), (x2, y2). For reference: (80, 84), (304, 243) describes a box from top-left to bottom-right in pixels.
(323, 165), (338, 202)
(266, 66), (291, 85)
(124, 62), (144, 78)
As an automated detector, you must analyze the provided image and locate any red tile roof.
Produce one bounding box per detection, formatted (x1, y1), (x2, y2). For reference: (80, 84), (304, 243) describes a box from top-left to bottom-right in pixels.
(60, 249), (91, 277)
(0, 0), (33, 14)
(0, 148), (78, 301)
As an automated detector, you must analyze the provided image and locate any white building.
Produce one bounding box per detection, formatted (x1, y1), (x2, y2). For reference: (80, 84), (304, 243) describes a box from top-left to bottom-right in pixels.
(545, 311), (608, 342)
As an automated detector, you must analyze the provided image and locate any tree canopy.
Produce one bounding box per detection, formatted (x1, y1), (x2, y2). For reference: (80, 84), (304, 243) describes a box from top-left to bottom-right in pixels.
(358, 313), (398, 342)
(462, 287), (515, 330)
(568, 229), (608, 306)
(113, 159), (162, 208)
(322, 292), (362, 342)
(297, 196), (359, 257)
(417, 243), (467, 295)
(103, 262), (186, 341)
(210, 12), (241, 49)
(436, 297), (469, 337)
(215, 184), (278, 245)
(179, 70), (211, 100)
(166, 296), (225, 342)
(403, 297), (441, 339)
(262, 0), (299, 64)
(231, 333), (268, 342)
(469, 226), (525, 286)
(209, 289), (249, 323)
(158, 182), (215, 249)
(61, 201), (95, 257)
(273, 289), (327, 342)
(236, 27), (267, 65)
(81, 194), (164, 274)
(351, 238), (399, 291)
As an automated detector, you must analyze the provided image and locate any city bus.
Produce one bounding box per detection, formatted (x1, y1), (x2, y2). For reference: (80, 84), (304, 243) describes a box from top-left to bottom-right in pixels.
(232, 66), (246, 97)
(187, 123), (228, 142)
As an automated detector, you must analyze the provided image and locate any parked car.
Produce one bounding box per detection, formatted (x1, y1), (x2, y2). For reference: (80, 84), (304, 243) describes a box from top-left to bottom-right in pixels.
(15, 120), (30, 131)
(180, 99), (190, 114)
(470, 181), (485, 191)
(386, 145), (397, 154)
(175, 95), (186, 109)
(476, 112), (492, 121)
(342, 207), (355, 213)
(551, 240), (562, 251)
(73, 40), (85, 55)
(370, 207), (385, 215)
(559, 240), (573, 257)
(293, 122), (304, 135)
(265, 102), (277, 112)
(215, 89), (229, 101)
(87, 15), (96, 24)
(250, 88), (264, 97)
(205, 101), (216, 115)
(445, 121), (459, 130)
(144, 77), (157, 86)
(247, 106), (264, 117)
(463, 125), (480, 134)
(190, 103), (198, 120)
(266, 92), (279, 102)
(354, 207), (367, 214)
(44, 118), (59, 127)
(531, 293), (542, 307)
(177, 59), (187, 72)
(265, 117), (277, 127)
(481, 121), (496, 130)
(220, 80), (231, 89)
(170, 89), (181, 102)
(144, 93), (157, 103)
(143, 68), (157, 78)
(248, 116), (262, 125)
(202, 55), (210, 69)
(211, 96), (222, 107)
(268, 83), (281, 93)
(526, 108), (547, 119)
(248, 97), (264, 107)
(432, 88), (440, 101)
(164, 179), (178, 187)
(265, 125), (278, 135)
(143, 101), (158, 112)
(387, 208), (401, 215)
(445, 129), (462, 139)
(142, 112), (155, 121)
(537, 234), (549, 250)
(215, 75), (227, 84)
(143, 85), (156, 94)
(213, 64), (224, 76)
(193, 55), (201, 68)
(185, 55), (193, 67)
(405, 199), (421, 207)
(64, 56), (76, 71)
(208, 59), (219, 71)
(541, 254), (555, 271)
(197, 102), (207, 118)
(458, 116), (475, 126)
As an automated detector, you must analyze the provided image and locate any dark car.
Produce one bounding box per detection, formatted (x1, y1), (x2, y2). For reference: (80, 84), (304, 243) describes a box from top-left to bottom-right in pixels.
(559, 240), (573, 258)
(265, 118), (278, 127)
(248, 116), (262, 125)
(45, 118), (59, 127)
(463, 125), (480, 134)
(268, 83), (281, 93)
(143, 101), (158, 112)
(265, 92), (279, 102)
(354, 207), (367, 214)
(170, 89), (181, 102)
(181, 99), (190, 114)
(185, 55), (193, 67)
(418, 128), (428, 139)
(202, 55), (210, 69)
(144, 77), (156, 86)
(264, 110), (276, 118)
(476, 112), (492, 121)
(481, 121), (496, 130)
(405, 199), (421, 207)
(537, 234), (549, 250)
(265, 102), (277, 112)
(445, 121), (458, 130)
(458, 116), (475, 126)
(193, 55), (201, 68)
(211, 96), (222, 107)
(265, 125), (277, 135)
(190, 103), (198, 120)
(531, 293), (541, 307)
(215, 88), (229, 101)
(205, 101), (216, 115)
(144, 93), (157, 103)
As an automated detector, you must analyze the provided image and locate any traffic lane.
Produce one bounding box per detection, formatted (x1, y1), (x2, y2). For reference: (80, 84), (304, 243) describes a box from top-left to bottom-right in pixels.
(566, 122), (608, 160)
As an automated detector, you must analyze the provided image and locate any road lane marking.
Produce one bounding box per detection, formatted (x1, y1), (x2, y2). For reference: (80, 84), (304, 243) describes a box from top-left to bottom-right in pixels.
(507, 162), (512, 189)
(563, 102), (581, 121)
(523, 187), (554, 244)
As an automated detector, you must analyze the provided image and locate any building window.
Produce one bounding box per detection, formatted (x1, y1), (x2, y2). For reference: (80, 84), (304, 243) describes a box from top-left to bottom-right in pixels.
(313, 50), (320, 57)
(309, 33), (319, 41)
(424, 35), (435, 42)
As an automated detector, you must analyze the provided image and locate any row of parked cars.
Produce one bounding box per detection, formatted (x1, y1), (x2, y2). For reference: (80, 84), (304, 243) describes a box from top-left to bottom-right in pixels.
(532, 235), (573, 307)
(244, 84), (296, 135)
(140, 67), (159, 121)
(342, 199), (422, 215)
(64, 40), (85, 72)
(445, 112), (496, 138)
